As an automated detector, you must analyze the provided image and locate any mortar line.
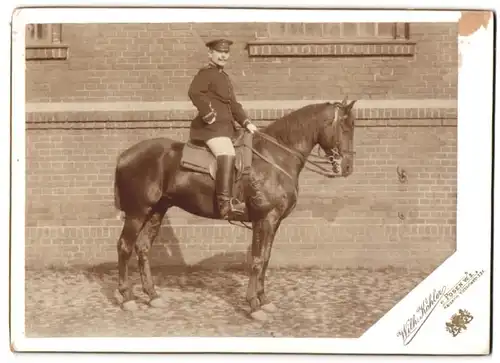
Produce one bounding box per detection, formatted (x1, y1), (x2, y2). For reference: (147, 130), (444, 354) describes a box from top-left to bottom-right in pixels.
(26, 99), (458, 113)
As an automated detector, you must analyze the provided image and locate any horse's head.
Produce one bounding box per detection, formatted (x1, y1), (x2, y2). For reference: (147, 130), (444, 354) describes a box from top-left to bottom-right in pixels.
(317, 97), (357, 177)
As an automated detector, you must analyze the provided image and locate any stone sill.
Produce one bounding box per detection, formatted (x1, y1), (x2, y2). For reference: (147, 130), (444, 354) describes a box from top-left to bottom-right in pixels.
(25, 107), (457, 130)
(26, 44), (69, 60)
(247, 38), (416, 57)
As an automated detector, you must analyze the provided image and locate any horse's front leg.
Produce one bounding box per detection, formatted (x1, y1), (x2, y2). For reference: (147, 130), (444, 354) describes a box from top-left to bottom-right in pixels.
(246, 210), (281, 321)
(257, 218), (282, 314)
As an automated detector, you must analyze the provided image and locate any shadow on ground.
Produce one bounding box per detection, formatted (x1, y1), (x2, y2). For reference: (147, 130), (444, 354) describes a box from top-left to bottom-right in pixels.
(77, 215), (255, 317)
(83, 250), (253, 316)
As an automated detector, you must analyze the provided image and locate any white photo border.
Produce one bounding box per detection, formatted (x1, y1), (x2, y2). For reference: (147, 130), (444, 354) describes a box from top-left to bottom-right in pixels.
(9, 5), (494, 355)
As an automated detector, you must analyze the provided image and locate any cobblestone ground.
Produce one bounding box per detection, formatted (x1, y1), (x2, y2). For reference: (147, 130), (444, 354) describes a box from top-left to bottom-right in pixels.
(25, 264), (432, 338)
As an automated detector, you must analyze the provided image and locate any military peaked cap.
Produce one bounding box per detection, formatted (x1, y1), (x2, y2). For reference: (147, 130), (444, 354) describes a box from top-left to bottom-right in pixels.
(205, 38), (233, 52)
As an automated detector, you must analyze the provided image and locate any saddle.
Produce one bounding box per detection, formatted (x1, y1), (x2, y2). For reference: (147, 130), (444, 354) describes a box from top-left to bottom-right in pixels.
(180, 130), (253, 181)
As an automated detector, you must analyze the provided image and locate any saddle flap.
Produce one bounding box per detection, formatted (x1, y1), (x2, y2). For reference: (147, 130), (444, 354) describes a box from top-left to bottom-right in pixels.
(180, 142), (216, 177)
(180, 132), (253, 179)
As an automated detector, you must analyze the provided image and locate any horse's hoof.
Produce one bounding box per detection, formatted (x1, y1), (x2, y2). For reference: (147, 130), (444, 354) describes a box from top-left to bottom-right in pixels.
(114, 290), (124, 305)
(122, 300), (138, 311)
(250, 310), (269, 322)
(149, 297), (166, 308)
(261, 302), (278, 313)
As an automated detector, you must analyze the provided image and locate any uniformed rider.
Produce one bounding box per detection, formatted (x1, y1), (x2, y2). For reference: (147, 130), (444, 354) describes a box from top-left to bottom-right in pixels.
(188, 38), (258, 220)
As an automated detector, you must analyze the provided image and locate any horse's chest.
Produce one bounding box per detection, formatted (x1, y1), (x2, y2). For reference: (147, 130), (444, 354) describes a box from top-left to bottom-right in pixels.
(247, 171), (297, 213)
(259, 188), (296, 214)
(281, 192), (298, 215)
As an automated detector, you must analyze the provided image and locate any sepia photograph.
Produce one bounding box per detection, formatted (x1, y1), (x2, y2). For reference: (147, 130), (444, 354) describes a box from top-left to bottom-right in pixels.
(8, 5), (494, 356)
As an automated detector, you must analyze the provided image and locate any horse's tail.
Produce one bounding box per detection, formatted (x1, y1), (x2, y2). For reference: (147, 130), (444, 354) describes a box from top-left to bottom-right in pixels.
(113, 165), (122, 211)
(113, 160), (126, 222)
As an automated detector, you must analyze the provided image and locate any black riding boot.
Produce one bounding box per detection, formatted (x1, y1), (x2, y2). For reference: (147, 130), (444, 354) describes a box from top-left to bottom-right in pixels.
(215, 155), (246, 219)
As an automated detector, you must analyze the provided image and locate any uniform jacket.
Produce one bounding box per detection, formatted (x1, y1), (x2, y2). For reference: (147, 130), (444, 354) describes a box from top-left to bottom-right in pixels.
(188, 63), (250, 142)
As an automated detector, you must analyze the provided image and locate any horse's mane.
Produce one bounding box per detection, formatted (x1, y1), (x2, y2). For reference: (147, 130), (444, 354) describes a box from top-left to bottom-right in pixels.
(262, 102), (333, 146)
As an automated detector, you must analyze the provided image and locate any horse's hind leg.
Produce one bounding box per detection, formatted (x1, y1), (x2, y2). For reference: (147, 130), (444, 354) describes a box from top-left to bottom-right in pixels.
(117, 214), (145, 311)
(135, 205), (169, 308)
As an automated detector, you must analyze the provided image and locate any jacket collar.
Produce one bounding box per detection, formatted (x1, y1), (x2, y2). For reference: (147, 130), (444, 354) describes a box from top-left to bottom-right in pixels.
(208, 61), (224, 71)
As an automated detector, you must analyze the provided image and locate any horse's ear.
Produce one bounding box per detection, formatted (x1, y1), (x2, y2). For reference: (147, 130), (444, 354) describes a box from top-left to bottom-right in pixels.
(341, 96), (348, 106)
(346, 100), (357, 112)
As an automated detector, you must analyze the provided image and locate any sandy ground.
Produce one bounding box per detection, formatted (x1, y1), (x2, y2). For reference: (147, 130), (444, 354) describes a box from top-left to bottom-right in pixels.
(24, 264), (432, 338)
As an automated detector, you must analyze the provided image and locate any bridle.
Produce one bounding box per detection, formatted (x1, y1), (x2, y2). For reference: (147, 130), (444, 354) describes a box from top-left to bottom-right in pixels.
(250, 102), (355, 179)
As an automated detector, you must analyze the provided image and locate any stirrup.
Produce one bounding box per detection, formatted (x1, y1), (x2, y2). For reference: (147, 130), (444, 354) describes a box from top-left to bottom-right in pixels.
(229, 198), (246, 214)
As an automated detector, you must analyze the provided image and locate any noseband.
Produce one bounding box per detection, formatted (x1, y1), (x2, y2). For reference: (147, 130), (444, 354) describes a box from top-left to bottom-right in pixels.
(321, 145), (356, 175)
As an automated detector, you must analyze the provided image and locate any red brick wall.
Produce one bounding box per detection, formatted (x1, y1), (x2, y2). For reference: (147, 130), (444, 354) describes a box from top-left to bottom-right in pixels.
(24, 22), (458, 269)
(25, 114), (457, 269)
(26, 22), (457, 102)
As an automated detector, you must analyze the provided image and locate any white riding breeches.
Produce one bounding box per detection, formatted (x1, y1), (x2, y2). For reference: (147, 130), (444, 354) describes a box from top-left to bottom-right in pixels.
(206, 136), (236, 156)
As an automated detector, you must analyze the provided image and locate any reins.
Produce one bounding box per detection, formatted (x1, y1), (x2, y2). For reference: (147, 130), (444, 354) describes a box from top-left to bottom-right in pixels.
(231, 130), (340, 230)
(252, 130), (342, 179)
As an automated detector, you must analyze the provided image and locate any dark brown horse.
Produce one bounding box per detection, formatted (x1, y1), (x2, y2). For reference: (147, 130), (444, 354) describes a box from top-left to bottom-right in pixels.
(113, 98), (357, 321)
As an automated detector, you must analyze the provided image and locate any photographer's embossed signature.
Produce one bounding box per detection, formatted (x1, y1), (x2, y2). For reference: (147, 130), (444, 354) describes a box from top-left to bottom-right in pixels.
(397, 286), (447, 345)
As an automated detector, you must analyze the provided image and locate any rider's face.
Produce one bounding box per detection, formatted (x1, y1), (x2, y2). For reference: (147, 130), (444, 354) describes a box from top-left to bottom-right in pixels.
(208, 49), (230, 67)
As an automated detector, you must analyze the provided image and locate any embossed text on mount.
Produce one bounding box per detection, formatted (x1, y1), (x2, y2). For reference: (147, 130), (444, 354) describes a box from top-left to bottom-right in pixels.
(397, 286), (447, 345)
(441, 270), (485, 309)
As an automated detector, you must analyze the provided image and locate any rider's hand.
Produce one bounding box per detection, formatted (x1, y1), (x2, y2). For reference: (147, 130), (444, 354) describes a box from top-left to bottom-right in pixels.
(202, 111), (216, 125)
(206, 115), (216, 124)
(246, 122), (258, 134)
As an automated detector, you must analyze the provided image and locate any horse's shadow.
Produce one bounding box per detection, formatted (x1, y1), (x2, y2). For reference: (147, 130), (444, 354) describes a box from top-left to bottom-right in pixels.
(84, 216), (253, 317)
(291, 194), (366, 222)
(85, 195), (365, 316)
